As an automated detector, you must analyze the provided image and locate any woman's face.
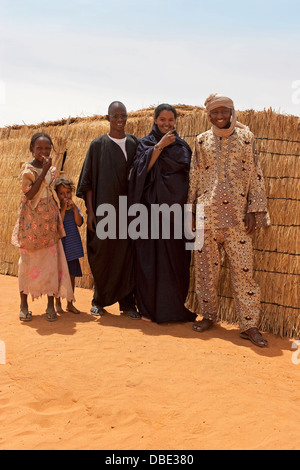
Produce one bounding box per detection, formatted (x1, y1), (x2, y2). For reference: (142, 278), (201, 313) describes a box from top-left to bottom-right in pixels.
(154, 110), (176, 134)
(31, 137), (52, 162)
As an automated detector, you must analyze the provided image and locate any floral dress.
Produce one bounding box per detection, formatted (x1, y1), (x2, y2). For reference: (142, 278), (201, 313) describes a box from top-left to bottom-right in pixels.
(12, 163), (74, 301)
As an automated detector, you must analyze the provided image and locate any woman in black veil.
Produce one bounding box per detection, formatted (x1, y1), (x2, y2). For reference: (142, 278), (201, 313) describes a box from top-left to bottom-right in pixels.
(128, 104), (196, 323)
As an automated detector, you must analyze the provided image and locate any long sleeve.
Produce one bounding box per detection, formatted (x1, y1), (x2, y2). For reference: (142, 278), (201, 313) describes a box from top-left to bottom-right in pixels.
(247, 138), (269, 208)
(187, 139), (201, 213)
(76, 142), (95, 201)
(247, 137), (271, 226)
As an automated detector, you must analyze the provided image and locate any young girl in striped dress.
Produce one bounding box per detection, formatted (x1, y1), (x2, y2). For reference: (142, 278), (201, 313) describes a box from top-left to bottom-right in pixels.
(54, 177), (84, 314)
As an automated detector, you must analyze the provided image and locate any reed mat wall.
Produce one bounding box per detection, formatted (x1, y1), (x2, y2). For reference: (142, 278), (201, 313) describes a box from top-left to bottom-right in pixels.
(0, 106), (299, 338)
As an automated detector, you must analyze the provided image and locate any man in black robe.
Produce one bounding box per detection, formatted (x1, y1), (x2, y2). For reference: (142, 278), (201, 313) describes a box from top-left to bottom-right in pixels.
(76, 101), (140, 319)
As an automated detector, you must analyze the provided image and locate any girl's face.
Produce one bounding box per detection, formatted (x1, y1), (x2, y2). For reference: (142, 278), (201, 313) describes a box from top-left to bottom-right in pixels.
(154, 110), (176, 134)
(56, 184), (72, 205)
(209, 107), (232, 129)
(31, 137), (52, 163)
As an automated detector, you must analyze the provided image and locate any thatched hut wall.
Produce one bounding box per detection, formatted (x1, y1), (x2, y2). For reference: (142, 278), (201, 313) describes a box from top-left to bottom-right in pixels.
(0, 106), (299, 338)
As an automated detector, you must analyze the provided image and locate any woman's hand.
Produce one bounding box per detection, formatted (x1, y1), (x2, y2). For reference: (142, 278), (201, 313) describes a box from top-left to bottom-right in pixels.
(184, 211), (196, 239)
(148, 130), (176, 172)
(158, 129), (176, 149)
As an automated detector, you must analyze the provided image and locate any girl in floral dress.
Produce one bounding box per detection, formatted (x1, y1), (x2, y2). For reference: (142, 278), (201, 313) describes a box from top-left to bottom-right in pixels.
(12, 132), (74, 322)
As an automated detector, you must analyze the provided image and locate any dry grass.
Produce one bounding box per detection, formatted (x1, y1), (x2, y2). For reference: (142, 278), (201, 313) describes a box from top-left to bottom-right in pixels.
(1, 105), (299, 337)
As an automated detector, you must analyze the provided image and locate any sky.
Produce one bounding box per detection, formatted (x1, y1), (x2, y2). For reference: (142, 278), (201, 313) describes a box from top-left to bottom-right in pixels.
(0, 0), (299, 127)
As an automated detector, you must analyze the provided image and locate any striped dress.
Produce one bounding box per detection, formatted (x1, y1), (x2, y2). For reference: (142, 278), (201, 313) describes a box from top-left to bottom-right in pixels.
(61, 206), (84, 277)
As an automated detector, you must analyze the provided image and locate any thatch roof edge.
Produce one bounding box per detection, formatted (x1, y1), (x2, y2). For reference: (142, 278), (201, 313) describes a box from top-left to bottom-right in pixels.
(2, 104), (298, 132)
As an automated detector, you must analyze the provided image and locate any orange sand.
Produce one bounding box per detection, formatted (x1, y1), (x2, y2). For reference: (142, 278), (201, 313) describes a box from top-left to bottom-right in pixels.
(0, 274), (299, 450)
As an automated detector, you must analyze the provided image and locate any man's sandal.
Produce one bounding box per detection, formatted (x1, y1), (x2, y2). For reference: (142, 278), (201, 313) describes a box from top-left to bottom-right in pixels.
(192, 319), (214, 332)
(240, 327), (268, 348)
(19, 311), (32, 322)
(90, 306), (105, 316)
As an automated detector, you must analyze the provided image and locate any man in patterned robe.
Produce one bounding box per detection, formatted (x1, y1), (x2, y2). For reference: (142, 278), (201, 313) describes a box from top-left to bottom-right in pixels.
(185, 94), (270, 347)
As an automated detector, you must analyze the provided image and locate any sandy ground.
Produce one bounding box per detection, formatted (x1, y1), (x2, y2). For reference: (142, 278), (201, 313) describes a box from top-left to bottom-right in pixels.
(0, 273), (299, 451)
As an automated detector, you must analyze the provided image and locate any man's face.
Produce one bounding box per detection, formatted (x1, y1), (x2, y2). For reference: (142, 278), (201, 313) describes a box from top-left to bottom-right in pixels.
(107, 104), (128, 134)
(209, 106), (232, 129)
